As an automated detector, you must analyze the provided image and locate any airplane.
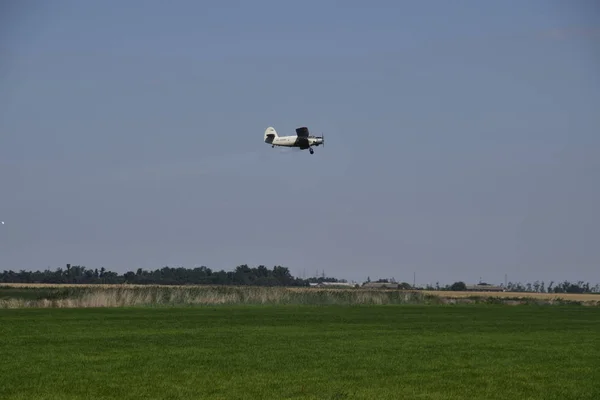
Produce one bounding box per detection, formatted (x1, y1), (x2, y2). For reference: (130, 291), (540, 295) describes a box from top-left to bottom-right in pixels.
(264, 126), (324, 154)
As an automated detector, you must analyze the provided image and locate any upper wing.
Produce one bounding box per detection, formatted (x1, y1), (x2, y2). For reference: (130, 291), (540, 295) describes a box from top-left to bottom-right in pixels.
(295, 127), (309, 137)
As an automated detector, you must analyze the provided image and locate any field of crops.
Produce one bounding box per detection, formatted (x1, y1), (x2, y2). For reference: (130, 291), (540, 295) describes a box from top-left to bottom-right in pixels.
(420, 289), (600, 302)
(1, 304), (599, 399)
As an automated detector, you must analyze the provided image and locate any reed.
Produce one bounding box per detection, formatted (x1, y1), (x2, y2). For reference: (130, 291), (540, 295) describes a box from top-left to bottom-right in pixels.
(2, 284), (597, 308)
(0, 285), (439, 308)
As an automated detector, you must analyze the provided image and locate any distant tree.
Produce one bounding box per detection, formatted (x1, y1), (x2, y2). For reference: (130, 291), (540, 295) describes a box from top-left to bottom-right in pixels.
(124, 271), (135, 283)
(450, 281), (467, 291)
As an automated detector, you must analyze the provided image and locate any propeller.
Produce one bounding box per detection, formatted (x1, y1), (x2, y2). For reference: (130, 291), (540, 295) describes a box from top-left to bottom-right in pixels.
(321, 132), (325, 147)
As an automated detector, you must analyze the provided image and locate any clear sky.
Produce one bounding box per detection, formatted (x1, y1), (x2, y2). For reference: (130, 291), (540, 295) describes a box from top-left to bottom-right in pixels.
(1, 0), (599, 286)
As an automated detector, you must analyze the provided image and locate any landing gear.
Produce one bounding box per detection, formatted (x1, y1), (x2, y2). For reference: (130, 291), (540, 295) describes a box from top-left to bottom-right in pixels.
(309, 148), (314, 154)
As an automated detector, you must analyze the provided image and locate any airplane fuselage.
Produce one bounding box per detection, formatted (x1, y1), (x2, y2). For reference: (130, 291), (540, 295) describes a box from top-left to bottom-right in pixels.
(271, 135), (323, 148)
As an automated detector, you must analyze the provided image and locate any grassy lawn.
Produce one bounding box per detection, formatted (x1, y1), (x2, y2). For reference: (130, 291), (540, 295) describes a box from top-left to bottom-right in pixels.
(1, 304), (599, 399)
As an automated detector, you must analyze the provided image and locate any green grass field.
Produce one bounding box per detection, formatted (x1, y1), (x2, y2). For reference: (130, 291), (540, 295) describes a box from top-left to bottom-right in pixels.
(1, 304), (599, 399)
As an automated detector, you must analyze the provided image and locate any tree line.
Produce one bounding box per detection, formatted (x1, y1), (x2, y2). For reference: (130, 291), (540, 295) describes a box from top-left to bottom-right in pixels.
(0, 264), (598, 293)
(0, 264), (324, 286)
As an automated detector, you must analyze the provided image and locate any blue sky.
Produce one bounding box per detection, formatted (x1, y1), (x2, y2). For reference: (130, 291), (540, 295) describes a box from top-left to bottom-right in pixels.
(1, 0), (599, 285)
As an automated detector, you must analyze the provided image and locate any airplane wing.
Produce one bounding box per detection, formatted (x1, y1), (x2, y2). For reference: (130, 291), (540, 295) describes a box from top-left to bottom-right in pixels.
(295, 127), (309, 137)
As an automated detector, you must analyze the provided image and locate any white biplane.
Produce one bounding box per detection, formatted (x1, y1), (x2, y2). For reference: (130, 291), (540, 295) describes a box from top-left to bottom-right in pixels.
(264, 126), (324, 154)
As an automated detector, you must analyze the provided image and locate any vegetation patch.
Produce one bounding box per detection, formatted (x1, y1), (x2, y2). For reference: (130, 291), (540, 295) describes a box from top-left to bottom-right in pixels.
(1, 285), (597, 309)
(0, 285), (441, 308)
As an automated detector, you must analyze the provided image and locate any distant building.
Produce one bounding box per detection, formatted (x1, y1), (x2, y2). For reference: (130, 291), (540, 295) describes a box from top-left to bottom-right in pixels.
(362, 282), (400, 289)
(465, 283), (504, 292)
(310, 282), (357, 288)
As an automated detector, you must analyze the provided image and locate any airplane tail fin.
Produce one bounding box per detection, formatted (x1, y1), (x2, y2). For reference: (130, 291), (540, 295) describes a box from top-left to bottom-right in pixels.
(264, 127), (278, 143)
